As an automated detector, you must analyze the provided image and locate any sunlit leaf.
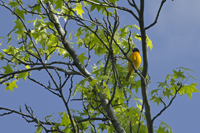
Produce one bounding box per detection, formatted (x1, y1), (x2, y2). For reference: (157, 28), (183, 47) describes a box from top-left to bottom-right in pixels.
(147, 35), (153, 50)
(180, 83), (199, 99)
(73, 3), (85, 18)
(133, 24), (140, 30)
(25, 65), (30, 69)
(4, 80), (18, 92)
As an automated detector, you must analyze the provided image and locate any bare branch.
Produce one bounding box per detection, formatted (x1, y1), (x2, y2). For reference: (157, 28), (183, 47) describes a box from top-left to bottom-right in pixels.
(145, 0), (166, 30)
(16, 0), (47, 15)
(28, 75), (61, 97)
(127, 0), (139, 13)
(152, 85), (182, 122)
(46, 2), (93, 80)
(139, 0), (153, 132)
(77, 117), (108, 123)
(66, 76), (73, 104)
(82, 96), (96, 133)
(80, 0), (139, 21)
(0, 66), (81, 81)
(0, 106), (55, 126)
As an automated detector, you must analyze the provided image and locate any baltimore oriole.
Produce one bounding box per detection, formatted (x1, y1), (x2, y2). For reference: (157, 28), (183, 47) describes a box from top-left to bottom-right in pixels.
(125, 48), (141, 82)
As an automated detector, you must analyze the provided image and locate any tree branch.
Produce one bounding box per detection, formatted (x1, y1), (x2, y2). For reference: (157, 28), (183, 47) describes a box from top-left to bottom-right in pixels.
(0, 66), (81, 81)
(46, 2), (126, 133)
(139, 0), (153, 132)
(81, 0), (139, 21)
(152, 85), (182, 122)
(145, 0), (166, 30)
(46, 2), (92, 80)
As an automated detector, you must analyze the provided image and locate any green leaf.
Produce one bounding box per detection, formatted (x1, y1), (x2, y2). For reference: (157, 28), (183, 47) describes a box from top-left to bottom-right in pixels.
(15, 8), (25, 20)
(134, 80), (141, 93)
(6, 34), (12, 44)
(165, 74), (170, 81)
(2, 63), (14, 74)
(8, 1), (19, 8)
(60, 112), (71, 132)
(97, 75), (109, 81)
(163, 89), (172, 99)
(119, 27), (127, 38)
(73, 77), (90, 96)
(109, 0), (120, 3)
(18, 72), (29, 81)
(150, 89), (159, 95)
(177, 67), (195, 73)
(44, 113), (54, 119)
(79, 52), (87, 65)
(156, 126), (168, 133)
(3, 46), (14, 54)
(36, 126), (43, 133)
(150, 95), (162, 105)
(13, 19), (24, 39)
(74, 27), (83, 39)
(177, 67), (196, 80)
(0, 52), (5, 60)
(32, 5), (41, 13)
(98, 123), (107, 132)
(172, 69), (186, 81)
(101, 83), (110, 99)
(180, 83), (199, 99)
(157, 81), (168, 89)
(188, 74), (196, 80)
(55, 0), (63, 10)
(133, 24), (140, 30)
(133, 95), (143, 104)
(68, 31), (73, 41)
(159, 120), (173, 133)
(89, 79), (97, 86)
(73, 3), (85, 18)
(134, 33), (141, 41)
(4, 80), (18, 92)
(6, 28), (15, 44)
(107, 125), (115, 133)
(146, 35), (153, 50)
(90, 1), (102, 12)
(63, 52), (69, 59)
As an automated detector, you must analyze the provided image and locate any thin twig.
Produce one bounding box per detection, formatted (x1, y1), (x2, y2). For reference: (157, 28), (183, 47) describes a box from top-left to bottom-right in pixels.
(145, 0), (166, 30)
(152, 85), (182, 122)
(137, 103), (144, 133)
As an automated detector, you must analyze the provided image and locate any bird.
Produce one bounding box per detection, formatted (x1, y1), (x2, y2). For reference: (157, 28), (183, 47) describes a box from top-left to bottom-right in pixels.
(125, 48), (141, 82)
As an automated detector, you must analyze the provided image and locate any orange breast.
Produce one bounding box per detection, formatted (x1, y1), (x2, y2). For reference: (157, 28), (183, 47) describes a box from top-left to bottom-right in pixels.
(128, 52), (141, 72)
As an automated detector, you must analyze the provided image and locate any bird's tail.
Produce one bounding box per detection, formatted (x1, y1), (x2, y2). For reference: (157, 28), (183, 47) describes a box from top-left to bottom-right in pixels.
(126, 72), (132, 82)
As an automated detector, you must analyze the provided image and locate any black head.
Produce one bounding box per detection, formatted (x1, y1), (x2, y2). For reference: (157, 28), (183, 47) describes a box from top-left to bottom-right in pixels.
(132, 48), (140, 53)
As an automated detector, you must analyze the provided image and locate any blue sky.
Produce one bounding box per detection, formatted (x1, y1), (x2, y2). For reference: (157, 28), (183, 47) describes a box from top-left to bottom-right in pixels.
(0, 0), (200, 133)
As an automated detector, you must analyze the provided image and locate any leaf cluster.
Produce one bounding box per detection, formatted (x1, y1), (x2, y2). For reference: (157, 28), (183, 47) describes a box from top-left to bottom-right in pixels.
(150, 67), (198, 105)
